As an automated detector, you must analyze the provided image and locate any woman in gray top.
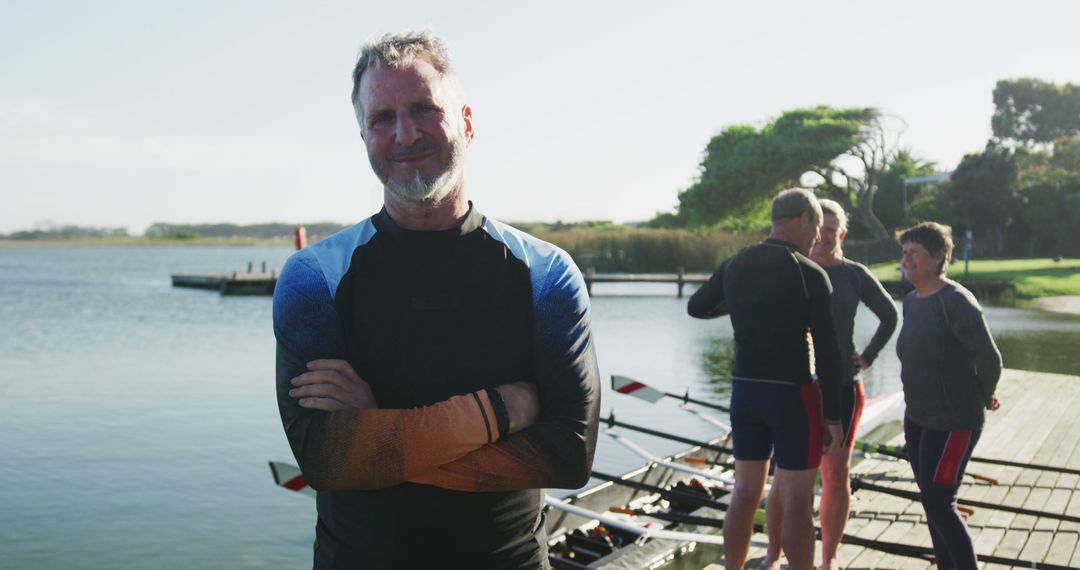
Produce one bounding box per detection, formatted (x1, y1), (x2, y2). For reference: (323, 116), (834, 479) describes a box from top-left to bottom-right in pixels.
(760, 200), (898, 570)
(896, 222), (1002, 570)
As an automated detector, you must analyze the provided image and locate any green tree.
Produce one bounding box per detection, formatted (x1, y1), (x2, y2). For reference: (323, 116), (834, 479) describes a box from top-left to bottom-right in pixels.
(676, 107), (904, 240)
(992, 78), (1080, 144)
(1015, 137), (1080, 256)
(873, 149), (937, 230)
(947, 143), (1019, 254)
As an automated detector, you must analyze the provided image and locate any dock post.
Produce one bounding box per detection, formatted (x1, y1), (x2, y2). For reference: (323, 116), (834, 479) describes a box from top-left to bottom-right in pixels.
(262, 260), (267, 273)
(677, 267), (685, 298)
(586, 267), (594, 296)
(247, 261), (253, 273)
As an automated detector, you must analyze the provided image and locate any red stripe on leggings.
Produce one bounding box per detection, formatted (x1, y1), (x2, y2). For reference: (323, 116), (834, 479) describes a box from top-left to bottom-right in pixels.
(844, 382), (866, 448)
(933, 431), (972, 485)
(801, 383), (823, 469)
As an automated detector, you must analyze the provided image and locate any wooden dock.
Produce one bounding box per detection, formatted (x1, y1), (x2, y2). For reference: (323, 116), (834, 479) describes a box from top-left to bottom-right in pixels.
(584, 268), (711, 297)
(171, 272), (277, 295)
(707, 369), (1080, 569)
(170, 269), (713, 297)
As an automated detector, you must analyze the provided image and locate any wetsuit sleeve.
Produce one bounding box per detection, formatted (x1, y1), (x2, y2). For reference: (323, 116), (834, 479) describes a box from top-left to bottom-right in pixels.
(687, 258), (729, 318)
(410, 255), (601, 492)
(274, 253), (506, 491)
(806, 265), (843, 421)
(945, 290), (1003, 406)
(853, 263), (898, 366)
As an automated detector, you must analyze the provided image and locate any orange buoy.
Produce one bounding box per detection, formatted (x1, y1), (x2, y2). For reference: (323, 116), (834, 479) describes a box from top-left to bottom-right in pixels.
(294, 226), (308, 250)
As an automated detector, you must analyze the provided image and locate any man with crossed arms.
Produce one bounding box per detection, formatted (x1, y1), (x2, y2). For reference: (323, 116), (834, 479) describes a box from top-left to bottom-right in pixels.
(274, 32), (600, 569)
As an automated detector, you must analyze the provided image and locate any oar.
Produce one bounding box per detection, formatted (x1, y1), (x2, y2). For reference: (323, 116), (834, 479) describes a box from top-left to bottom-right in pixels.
(594, 470), (938, 562)
(851, 478), (1080, 523)
(545, 496), (726, 545)
(590, 470), (732, 512)
(857, 440), (1080, 477)
(596, 472), (1079, 568)
(855, 440), (1006, 485)
(605, 411), (734, 455)
(269, 461), (316, 497)
(604, 427), (734, 486)
(612, 375), (729, 412)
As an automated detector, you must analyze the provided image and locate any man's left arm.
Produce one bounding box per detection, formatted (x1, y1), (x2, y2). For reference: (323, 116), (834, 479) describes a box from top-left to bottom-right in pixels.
(805, 264), (843, 422)
(410, 256), (600, 492)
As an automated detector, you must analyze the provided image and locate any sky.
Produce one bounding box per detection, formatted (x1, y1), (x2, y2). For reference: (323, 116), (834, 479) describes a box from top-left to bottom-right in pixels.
(3, 0), (1079, 234)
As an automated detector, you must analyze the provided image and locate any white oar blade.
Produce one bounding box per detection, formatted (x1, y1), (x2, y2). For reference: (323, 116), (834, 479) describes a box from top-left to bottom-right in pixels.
(269, 461), (316, 498)
(545, 496), (725, 545)
(611, 375), (666, 403)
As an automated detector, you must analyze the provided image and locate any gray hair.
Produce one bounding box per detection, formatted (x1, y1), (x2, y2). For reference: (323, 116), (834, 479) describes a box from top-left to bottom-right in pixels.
(771, 188), (822, 224)
(349, 31), (459, 127)
(817, 198), (848, 232)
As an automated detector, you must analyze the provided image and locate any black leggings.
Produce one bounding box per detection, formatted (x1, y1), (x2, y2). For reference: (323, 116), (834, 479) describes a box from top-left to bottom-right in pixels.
(904, 418), (981, 570)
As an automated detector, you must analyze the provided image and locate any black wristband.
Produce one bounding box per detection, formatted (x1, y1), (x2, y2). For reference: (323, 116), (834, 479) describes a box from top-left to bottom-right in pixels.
(485, 388), (511, 441)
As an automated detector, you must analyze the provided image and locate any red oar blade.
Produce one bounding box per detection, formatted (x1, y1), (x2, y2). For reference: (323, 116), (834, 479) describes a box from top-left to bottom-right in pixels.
(269, 461), (316, 498)
(611, 375), (666, 403)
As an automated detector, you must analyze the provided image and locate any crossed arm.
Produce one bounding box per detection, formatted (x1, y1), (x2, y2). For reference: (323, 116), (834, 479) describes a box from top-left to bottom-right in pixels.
(274, 254), (600, 493)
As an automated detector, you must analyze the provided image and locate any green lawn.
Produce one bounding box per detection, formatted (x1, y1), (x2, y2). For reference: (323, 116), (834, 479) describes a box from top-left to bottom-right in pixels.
(868, 258), (1080, 299)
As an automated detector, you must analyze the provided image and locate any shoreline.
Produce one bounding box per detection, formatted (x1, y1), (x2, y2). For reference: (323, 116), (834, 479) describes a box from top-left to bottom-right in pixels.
(1033, 295), (1080, 317)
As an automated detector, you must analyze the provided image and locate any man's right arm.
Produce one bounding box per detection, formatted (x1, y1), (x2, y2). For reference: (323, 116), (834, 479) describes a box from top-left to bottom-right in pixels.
(687, 259), (729, 319)
(274, 253), (527, 491)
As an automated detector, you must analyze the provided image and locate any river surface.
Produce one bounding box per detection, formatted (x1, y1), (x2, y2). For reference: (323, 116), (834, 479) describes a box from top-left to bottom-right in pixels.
(2, 245), (1078, 568)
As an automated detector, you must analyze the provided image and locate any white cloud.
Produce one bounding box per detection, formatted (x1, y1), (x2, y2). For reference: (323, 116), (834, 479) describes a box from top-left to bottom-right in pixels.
(0, 100), (99, 135)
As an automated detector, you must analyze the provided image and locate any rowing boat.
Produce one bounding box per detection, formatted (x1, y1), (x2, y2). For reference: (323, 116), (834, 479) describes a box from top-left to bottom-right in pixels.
(541, 380), (906, 569)
(268, 379), (906, 569)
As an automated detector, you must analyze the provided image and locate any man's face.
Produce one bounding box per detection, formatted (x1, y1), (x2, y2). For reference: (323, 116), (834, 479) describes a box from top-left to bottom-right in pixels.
(355, 58), (473, 203)
(812, 213), (845, 258)
(798, 211), (822, 256)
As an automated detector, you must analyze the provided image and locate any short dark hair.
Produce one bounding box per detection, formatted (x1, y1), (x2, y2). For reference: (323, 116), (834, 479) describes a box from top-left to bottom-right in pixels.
(771, 188), (821, 224)
(897, 221), (953, 275)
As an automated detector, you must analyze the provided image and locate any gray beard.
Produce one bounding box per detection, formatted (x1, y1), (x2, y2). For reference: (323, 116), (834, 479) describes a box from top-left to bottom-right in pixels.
(375, 138), (466, 204)
(384, 162), (463, 204)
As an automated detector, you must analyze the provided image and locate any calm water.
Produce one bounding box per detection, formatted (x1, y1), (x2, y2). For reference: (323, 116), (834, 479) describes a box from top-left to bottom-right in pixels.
(2, 245), (1078, 569)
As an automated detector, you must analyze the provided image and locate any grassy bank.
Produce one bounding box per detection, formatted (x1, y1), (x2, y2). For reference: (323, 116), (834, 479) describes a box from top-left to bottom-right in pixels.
(868, 258), (1080, 298)
(533, 228), (757, 273)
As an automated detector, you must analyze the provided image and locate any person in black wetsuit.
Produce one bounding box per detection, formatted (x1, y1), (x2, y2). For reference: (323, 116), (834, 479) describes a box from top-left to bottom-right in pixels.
(760, 199), (898, 570)
(688, 188), (845, 570)
(273, 32), (600, 569)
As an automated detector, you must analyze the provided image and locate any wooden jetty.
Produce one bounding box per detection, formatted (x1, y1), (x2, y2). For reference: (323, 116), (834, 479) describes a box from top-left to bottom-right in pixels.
(171, 272), (277, 295)
(706, 369), (1080, 569)
(584, 268), (711, 297)
(171, 268), (712, 297)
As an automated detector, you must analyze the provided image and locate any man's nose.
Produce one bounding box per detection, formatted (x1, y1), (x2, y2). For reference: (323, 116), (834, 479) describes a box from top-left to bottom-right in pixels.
(394, 115), (421, 146)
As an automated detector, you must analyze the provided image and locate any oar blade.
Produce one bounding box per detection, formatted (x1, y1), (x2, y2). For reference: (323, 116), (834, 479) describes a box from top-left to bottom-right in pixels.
(611, 375), (666, 403)
(269, 461), (316, 498)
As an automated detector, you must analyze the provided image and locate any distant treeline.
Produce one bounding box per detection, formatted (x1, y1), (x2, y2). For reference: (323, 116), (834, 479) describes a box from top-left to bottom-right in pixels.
(144, 222), (348, 241)
(1, 225), (130, 240)
(3, 219), (760, 273)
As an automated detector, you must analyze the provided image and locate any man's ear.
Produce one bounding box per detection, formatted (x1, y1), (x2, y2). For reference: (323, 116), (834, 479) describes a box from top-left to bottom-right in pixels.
(462, 104), (474, 143)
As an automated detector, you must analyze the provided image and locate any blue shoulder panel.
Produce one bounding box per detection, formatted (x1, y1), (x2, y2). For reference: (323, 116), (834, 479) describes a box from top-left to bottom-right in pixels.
(481, 218), (589, 313)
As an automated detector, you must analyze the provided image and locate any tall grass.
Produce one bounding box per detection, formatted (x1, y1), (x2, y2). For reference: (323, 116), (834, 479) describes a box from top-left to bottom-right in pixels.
(532, 228), (759, 273)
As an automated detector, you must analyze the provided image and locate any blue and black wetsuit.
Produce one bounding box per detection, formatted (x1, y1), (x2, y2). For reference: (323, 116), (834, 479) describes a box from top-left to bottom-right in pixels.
(688, 238), (843, 469)
(273, 205), (600, 569)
